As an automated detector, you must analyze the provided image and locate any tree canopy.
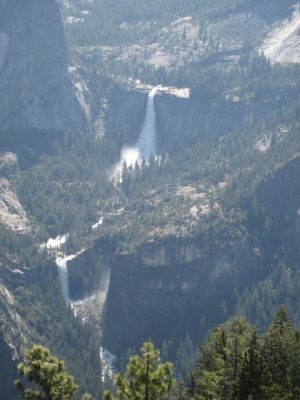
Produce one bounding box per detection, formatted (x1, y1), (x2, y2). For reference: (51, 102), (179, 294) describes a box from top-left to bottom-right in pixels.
(15, 345), (92, 400)
(104, 342), (174, 400)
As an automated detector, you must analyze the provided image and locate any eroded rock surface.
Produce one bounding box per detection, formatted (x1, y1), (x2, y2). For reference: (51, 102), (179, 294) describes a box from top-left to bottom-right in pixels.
(260, 6), (300, 64)
(0, 278), (29, 400)
(0, 179), (30, 233)
(0, 153), (30, 232)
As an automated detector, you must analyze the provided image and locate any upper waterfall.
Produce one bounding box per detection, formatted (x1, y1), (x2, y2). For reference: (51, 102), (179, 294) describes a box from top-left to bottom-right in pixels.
(110, 87), (158, 179)
(136, 87), (157, 159)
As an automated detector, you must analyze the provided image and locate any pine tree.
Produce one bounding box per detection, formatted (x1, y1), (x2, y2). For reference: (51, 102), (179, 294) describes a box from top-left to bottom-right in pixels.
(175, 379), (189, 400)
(263, 306), (293, 398)
(236, 333), (274, 400)
(187, 372), (196, 398)
(291, 330), (300, 398)
(15, 345), (93, 400)
(104, 342), (174, 400)
(195, 326), (227, 400)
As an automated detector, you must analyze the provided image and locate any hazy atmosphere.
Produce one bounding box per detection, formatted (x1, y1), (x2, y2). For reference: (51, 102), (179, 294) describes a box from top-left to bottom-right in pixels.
(1, 0), (300, 399)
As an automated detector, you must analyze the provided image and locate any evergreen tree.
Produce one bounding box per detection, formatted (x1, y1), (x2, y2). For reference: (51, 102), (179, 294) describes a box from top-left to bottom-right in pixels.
(15, 345), (93, 400)
(236, 333), (274, 400)
(174, 379), (189, 400)
(104, 342), (174, 400)
(187, 372), (196, 398)
(195, 326), (227, 400)
(263, 306), (293, 398)
(290, 330), (300, 398)
(194, 318), (254, 400)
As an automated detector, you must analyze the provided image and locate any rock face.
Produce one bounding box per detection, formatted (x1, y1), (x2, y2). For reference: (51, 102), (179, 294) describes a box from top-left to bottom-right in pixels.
(105, 85), (148, 149)
(68, 240), (113, 301)
(0, 152), (30, 232)
(0, 276), (29, 400)
(0, 152), (18, 177)
(67, 0), (297, 73)
(0, 178), (31, 233)
(99, 77), (288, 155)
(155, 91), (287, 153)
(99, 153), (300, 357)
(155, 93), (246, 152)
(260, 6), (300, 64)
(0, 0), (87, 151)
(102, 235), (264, 356)
(0, 336), (17, 400)
(256, 155), (300, 262)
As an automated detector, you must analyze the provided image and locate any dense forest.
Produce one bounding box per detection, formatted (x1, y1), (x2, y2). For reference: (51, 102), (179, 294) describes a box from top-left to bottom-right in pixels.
(1, 0), (300, 398)
(13, 307), (300, 399)
(62, 0), (294, 46)
(9, 29), (300, 395)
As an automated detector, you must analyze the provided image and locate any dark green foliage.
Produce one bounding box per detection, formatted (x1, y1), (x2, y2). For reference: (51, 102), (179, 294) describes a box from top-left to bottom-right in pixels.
(17, 131), (117, 243)
(263, 306), (294, 398)
(104, 342), (174, 400)
(193, 317), (255, 400)
(15, 345), (93, 400)
(176, 335), (198, 380)
(63, 0), (295, 48)
(2, 3), (300, 399)
(12, 269), (101, 399)
(236, 334), (274, 400)
(0, 226), (47, 267)
(291, 331), (300, 399)
(15, 345), (78, 400)
(11, 310), (300, 400)
(182, 307), (300, 400)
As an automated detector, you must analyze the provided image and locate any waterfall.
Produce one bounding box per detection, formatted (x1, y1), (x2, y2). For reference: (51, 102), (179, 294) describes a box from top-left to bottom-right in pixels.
(136, 87), (157, 159)
(55, 250), (86, 304)
(110, 87), (157, 179)
(56, 254), (73, 304)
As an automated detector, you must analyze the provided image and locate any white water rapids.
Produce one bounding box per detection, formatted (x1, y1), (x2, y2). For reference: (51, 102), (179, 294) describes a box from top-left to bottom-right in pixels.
(111, 87), (158, 179)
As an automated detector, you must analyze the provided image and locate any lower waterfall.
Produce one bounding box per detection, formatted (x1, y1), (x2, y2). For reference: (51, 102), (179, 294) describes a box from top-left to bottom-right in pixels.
(56, 251), (85, 304)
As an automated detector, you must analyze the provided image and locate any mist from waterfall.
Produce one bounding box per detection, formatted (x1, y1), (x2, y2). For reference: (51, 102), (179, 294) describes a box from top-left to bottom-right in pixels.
(110, 87), (157, 179)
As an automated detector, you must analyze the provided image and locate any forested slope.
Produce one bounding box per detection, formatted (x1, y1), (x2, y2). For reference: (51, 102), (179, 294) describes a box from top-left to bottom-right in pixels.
(1, 0), (300, 398)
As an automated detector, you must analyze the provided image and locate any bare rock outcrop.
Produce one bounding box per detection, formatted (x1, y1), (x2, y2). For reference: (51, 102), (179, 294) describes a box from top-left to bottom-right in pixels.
(0, 0), (87, 150)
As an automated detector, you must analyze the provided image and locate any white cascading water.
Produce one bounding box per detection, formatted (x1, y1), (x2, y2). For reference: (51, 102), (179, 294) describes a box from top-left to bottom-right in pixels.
(44, 237), (117, 376)
(56, 249), (87, 304)
(40, 235), (72, 304)
(55, 248), (86, 305)
(136, 87), (157, 159)
(111, 87), (157, 179)
(55, 254), (74, 304)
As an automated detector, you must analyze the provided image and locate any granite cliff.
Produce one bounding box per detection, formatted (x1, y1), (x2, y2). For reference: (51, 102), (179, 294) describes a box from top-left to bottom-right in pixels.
(0, 0), (87, 152)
